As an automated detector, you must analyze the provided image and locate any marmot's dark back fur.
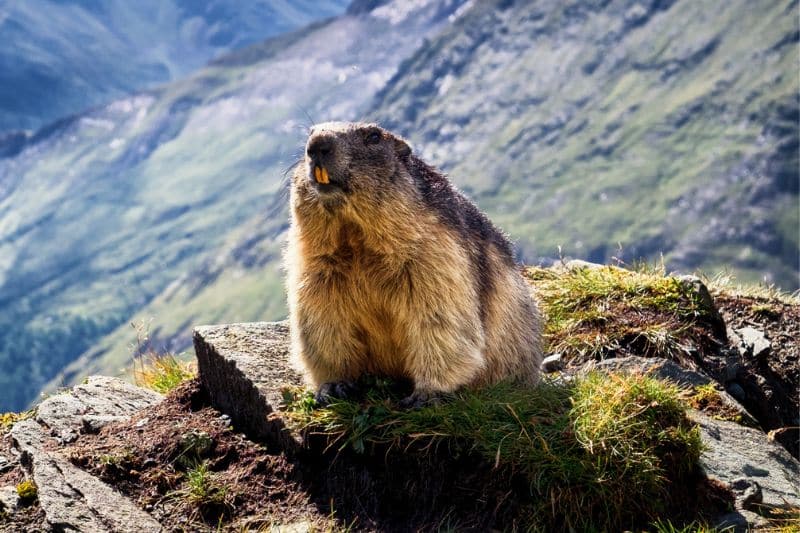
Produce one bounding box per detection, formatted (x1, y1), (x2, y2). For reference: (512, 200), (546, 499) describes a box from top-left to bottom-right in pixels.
(407, 156), (517, 323)
(286, 122), (543, 404)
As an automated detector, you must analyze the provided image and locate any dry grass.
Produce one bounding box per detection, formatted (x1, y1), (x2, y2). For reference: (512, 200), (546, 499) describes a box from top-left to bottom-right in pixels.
(704, 271), (800, 305)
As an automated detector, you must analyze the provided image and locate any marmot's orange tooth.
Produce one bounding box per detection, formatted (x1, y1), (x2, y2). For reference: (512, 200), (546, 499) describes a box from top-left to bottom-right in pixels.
(321, 167), (330, 184)
(314, 166), (322, 183)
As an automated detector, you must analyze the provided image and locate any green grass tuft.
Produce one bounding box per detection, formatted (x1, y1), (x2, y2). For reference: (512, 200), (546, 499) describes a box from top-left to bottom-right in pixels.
(133, 353), (196, 394)
(526, 264), (716, 365)
(130, 320), (196, 394)
(168, 460), (232, 514)
(705, 271), (800, 305)
(649, 518), (720, 532)
(283, 372), (703, 530)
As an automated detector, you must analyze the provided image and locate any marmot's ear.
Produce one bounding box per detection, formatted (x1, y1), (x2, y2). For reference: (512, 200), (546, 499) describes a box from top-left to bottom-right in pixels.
(394, 136), (411, 158)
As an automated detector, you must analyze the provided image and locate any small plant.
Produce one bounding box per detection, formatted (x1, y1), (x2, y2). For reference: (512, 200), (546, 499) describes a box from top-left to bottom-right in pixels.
(1, 409), (35, 432)
(686, 383), (744, 424)
(171, 461), (230, 510)
(97, 447), (138, 472)
(16, 480), (37, 505)
(130, 320), (196, 393)
(750, 303), (781, 320)
(176, 429), (214, 467)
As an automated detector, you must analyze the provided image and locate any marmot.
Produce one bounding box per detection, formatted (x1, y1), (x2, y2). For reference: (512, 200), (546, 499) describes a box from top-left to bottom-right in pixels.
(286, 122), (543, 406)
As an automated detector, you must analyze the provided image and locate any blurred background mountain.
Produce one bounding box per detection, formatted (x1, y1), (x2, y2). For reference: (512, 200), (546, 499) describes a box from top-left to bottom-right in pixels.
(0, 0), (796, 411)
(0, 0), (348, 132)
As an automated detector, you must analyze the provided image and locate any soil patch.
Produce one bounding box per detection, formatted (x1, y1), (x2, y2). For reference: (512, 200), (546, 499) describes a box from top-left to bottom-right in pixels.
(65, 380), (326, 531)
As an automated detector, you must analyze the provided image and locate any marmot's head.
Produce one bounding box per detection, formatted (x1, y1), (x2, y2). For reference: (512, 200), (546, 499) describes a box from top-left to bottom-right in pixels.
(293, 122), (412, 209)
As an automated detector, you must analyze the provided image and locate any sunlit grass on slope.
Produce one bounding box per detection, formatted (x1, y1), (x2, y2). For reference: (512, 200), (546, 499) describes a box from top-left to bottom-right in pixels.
(283, 373), (702, 531)
(526, 262), (720, 366)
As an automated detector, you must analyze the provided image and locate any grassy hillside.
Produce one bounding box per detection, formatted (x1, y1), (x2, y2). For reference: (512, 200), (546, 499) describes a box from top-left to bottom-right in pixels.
(372, 0), (799, 290)
(0, 0), (348, 132)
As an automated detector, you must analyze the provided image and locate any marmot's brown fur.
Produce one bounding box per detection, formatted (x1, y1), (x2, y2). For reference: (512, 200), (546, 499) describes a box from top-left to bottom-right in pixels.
(286, 122), (543, 405)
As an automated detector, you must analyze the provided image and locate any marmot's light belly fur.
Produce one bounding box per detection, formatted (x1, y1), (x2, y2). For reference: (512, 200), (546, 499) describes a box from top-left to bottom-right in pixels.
(286, 122), (543, 404)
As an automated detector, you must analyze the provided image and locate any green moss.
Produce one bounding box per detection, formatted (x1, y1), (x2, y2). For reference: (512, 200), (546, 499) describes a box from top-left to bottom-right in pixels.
(750, 303), (781, 319)
(687, 384), (744, 425)
(283, 372), (703, 531)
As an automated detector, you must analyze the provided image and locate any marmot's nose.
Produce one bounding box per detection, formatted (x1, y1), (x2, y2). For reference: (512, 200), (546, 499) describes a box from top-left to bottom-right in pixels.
(307, 136), (334, 160)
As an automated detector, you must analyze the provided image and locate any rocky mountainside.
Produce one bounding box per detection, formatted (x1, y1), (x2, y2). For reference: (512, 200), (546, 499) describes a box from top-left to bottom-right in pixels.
(0, 0), (348, 133)
(0, 0), (797, 410)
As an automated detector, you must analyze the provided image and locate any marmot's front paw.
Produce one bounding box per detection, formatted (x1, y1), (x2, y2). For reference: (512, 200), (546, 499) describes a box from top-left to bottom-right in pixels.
(315, 380), (361, 406)
(398, 390), (446, 409)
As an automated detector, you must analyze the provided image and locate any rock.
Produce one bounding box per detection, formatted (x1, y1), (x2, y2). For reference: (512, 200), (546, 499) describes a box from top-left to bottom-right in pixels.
(711, 511), (751, 532)
(36, 376), (163, 443)
(271, 520), (314, 532)
(676, 275), (727, 342)
(726, 327), (743, 352)
(561, 259), (606, 270)
(11, 419), (162, 532)
(0, 485), (19, 511)
(0, 455), (11, 474)
(193, 321), (303, 453)
(726, 382), (746, 402)
(82, 414), (127, 434)
(541, 353), (563, 372)
(723, 355), (741, 381)
(692, 411), (800, 512)
(582, 356), (715, 387)
(734, 326), (771, 358)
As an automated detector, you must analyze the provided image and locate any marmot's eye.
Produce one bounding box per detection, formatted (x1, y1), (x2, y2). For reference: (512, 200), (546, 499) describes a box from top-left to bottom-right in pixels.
(365, 131), (382, 145)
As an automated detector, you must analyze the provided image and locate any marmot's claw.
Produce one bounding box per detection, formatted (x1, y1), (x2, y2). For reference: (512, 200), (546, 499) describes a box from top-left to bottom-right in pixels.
(315, 380), (360, 406)
(398, 391), (445, 409)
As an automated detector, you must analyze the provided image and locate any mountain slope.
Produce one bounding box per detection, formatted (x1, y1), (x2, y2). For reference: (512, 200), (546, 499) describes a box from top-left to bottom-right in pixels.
(0, 0), (468, 410)
(0, 0), (348, 133)
(371, 0), (798, 289)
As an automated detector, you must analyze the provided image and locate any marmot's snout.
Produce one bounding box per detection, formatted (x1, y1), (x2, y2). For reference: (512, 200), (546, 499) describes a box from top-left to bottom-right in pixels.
(307, 133), (335, 162)
(305, 131), (343, 189)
